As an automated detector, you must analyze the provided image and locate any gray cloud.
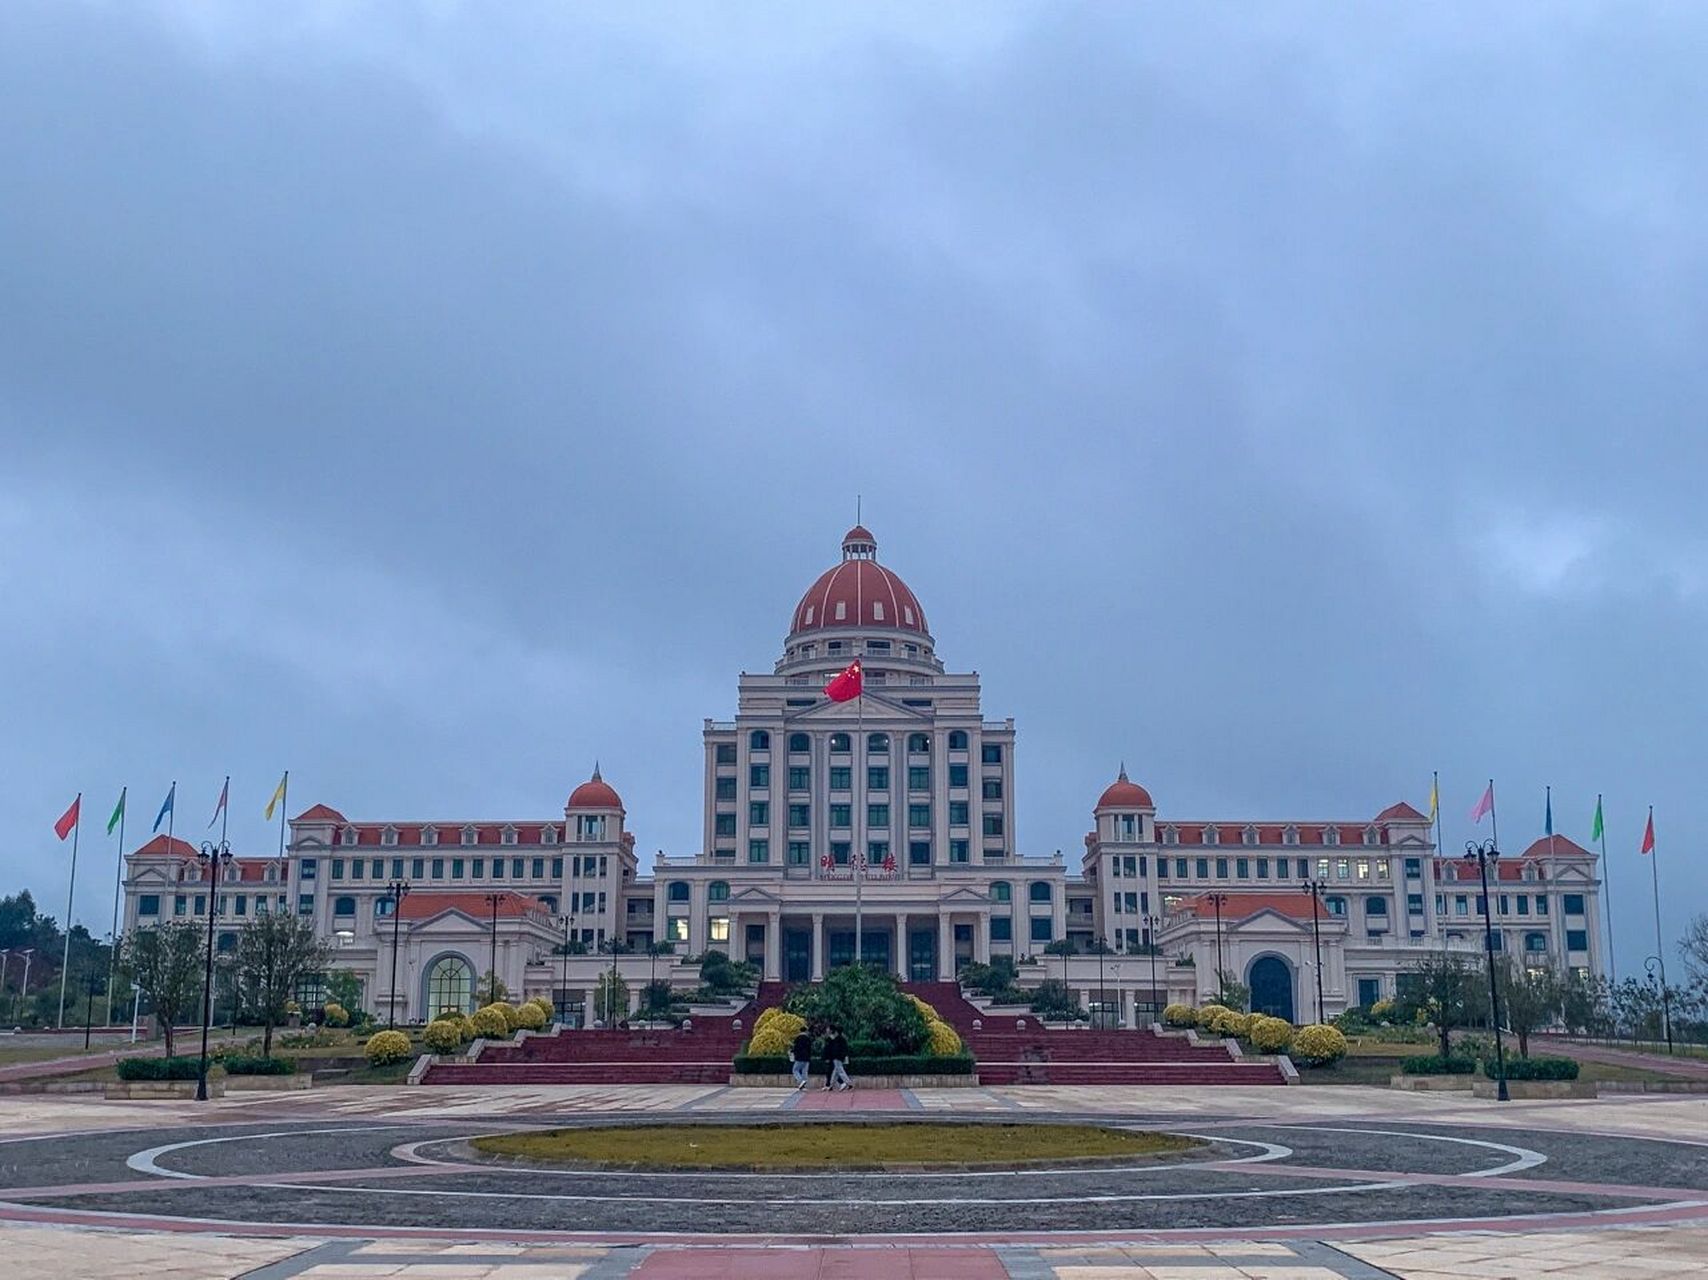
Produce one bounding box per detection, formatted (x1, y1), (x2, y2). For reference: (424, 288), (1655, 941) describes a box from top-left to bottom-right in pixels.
(2, 2), (1704, 972)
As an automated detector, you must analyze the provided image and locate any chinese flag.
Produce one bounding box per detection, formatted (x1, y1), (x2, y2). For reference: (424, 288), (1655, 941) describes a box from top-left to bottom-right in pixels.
(54, 794), (80, 841)
(1641, 810), (1656, 855)
(824, 659), (862, 702)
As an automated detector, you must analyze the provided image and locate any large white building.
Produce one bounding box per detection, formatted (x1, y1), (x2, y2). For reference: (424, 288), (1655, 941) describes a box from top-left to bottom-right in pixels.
(121, 526), (1606, 1026)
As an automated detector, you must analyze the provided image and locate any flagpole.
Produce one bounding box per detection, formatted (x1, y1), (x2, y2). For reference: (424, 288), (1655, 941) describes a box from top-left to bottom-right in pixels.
(854, 687), (864, 970)
(1487, 779), (1499, 852)
(107, 787), (126, 1024)
(58, 796), (82, 1028)
(276, 771), (289, 860)
(1432, 771), (1446, 956)
(1598, 794), (1616, 987)
(166, 781), (176, 852)
(1647, 805), (1670, 1050)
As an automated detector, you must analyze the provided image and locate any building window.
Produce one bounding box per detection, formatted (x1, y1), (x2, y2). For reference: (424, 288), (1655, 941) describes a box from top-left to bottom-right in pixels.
(750, 764), (770, 788)
(1029, 881), (1052, 903)
(1215, 858), (1228, 879)
(1256, 858), (1269, 879)
(748, 839), (769, 863)
(749, 801), (769, 825)
(787, 767), (810, 791)
(138, 894), (161, 916)
(983, 813), (1004, 837)
(1242, 825), (1258, 846)
(708, 916), (731, 944)
(667, 881), (691, 903)
(1563, 894), (1585, 915)
(340, 827), (357, 846)
(716, 743), (736, 765)
(981, 743), (1002, 764)
(531, 858), (545, 878)
(1325, 896), (1347, 917)
(1536, 895), (1549, 916)
(451, 858), (465, 879)
(948, 730), (969, 750)
(542, 825), (557, 845)
(948, 763), (969, 788)
(867, 804), (890, 827)
(667, 916), (689, 942)
(1203, 826), (1219, 846)
(716, 777), (737, 802)
(991, 881), (1012, 902)
(461, 825), (477, 846)
(829, 733), (851, 753)
(708, 881), (730, 902)
(867, 733), (889, 754)
(909, 840), (931, 865)
(830, 805), (851, 828)
(868, 766), (889, 791)
(788, 841), (810, 866)
(1196, 858), (1209, 878)
(982, 778), (1003, 800)
(908, 804), (931, 828)
(788, 803), (811, 828)
(715, 814), (736, 838)
(991, 917), (1012, 942)
(422, 826), (438, 846)
(431, 858), (445, 879)
(750, 730), (770, 750)
(788, 732), (810, 752)
(1030, 917), (1052, 943)
(868, 840), (889, 866)
(1236, 858), (1249, 878)
(829, 766), (854, 791)
(950, 839), (970, 863)
(333, 895), (356, 917)
(297, 894), (314, 916)
(1365, 896), (1388, 916)
(908, 733), (930, 753)
(908, 766), (930, 791)
(949, 801), (969, 825)
(331, 859), (345, 880)
(1567, 929), (1589, 951)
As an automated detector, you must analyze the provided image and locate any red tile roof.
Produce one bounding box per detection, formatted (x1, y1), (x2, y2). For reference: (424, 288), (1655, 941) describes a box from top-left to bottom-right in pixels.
(1096, 767), (1153, 810)
(1175, 891), (1327, 923)
(1518, 835), (1594, 859)
(395, 890), (551, 923)
(129, 835), (200, 859)
(1374, 802), (1430, 823)
(293, 804), (348, 823)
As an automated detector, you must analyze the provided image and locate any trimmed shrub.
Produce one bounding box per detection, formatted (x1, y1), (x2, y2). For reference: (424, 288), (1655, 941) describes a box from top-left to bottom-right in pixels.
(422, 1019), (466, 1054)
(1208, 1008), (1250, 1038)
(926, 1019), (963, 1057)
(364, 1030), (413, 1066)
(907, 994), (941, 1022)
(322, 1002), (350, 1028)
(1247, 1015), (1294, 1054)
(115, 1055), (213, 1081)
(1194, 1003), (1231, 1030)
(470, 1005), (509, 1039)
(221, 1054), (295, 1076)
(1292, 1023), (1348, 1066)
(484, 1001), (519, 1032)
(1162, 1003), (1197, 1028)
(514, 1002), (547, 1031)
(733, 1053), (975, 1077)
(1369, 998), (1395, 1023)
(1400, 1054), (1476, 1075)
(1484, 1055), (1579, 1081)
(747, 1025), (793, 1058)
(755, 1008), (806, 1041)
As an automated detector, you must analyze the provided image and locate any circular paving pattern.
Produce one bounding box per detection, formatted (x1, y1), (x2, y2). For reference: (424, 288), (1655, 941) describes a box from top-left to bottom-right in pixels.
(4, 1112), (1708, 1243)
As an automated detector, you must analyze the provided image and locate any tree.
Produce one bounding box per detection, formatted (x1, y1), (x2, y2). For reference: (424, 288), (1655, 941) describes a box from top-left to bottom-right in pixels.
(1396, 953), (1486, 1059)
(1497, 959), (1561, 1058)
(1681, 913), (1708, 982)
(233, 915), (330, 1056)
(476, 971), (509, 1005)
(1214, 969), (1251, 1013)
(118, 922), (204, 1057)
(325, 969), (364, 1016)
(594, 969), (629, 1026)
(1559, 970), (1611, 1038)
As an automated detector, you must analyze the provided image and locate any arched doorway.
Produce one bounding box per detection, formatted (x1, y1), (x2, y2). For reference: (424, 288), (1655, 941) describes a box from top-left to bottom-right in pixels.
(1248, 955), (1295, 1023)
(425, 954), (475, 1019)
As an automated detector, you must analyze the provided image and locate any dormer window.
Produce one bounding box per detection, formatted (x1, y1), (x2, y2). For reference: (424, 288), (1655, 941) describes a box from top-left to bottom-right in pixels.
(542, 825), (558, 845)
(265, 864), (277, 882)
(1283, 825), (1299, 846)
(1203, 825), (1220, 846)
(501, 824), (518, 846)
(421, 826), (438, 847)
(871, 602), (885, 621)
(381, 825), (398, 847)
(1242, 825), (1259, 846)
(461, 824), (478, 846)
(340, 826), (357, 846)
(1162, 824), (1179, 846)
(834, 601), (847, 620)
(1325, 827), (1340, 846)
(903, 607), (916, 625)
(1364, 825), (1380, 846)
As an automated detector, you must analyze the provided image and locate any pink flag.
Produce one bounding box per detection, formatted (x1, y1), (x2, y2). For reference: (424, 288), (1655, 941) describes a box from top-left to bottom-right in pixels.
(1469, 781), (1494, 824)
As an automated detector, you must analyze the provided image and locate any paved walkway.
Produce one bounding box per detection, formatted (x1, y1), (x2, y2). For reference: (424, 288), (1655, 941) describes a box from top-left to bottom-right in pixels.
(1539, 1035), (1708, 1081)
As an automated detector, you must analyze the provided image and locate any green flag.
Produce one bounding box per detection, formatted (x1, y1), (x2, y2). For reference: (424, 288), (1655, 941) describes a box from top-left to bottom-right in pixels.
(1591, 795), (1604, 843)
(106, 787), (126, 836)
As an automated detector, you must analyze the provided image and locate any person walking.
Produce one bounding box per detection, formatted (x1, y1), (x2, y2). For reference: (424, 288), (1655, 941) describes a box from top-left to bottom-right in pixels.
(789, 1025), (814, 1091)
(824, 1023), (853, 1092)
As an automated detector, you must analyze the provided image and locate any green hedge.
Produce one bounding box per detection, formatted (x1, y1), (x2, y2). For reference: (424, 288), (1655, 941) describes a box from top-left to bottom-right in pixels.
(1483, 1055), (1579, 1081)
(115, 1055), (220, 1081)
(1400, 1054), (1477, 1075)
(220, 1054), (296, 1076)
(734, 1053), (975, 1077)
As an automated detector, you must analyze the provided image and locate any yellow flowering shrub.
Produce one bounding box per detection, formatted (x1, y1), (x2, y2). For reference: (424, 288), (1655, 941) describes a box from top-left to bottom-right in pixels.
(747, 1025), (792, 1057)
(1292, 1023), (1348, 1066)
(754, 1008), (805, 1040)
(470, 1005), (509, 1039)
(926, 1019), (963, 1056)
(1194, 1003), (1231, 1029)
(1208, 1008), (1251, 1038)
(1248, 1015), (1294, 1053)
(422, 1019), (464, 1054)
(322, 1002), (349, 1027)
(908, 994), (941, 1022)
(364, 1030), (413, 1065)
(484, 1001), (519, 1032)
(1162, 1004), (1197, 1028)
(514, 1002), (547, 1031)
(1369, 998), (1395, 1023)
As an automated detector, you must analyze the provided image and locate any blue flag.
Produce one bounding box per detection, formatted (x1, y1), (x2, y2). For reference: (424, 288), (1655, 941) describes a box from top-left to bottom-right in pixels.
(152, 783), (175, 834)
(1544, 786), (1553, 837)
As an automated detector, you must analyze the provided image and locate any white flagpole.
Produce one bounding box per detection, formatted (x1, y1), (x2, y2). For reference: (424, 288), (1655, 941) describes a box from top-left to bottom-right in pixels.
(58, 798), (82, 1028)
(855, 682), (864, 969)
(107, 787), (126, 1024)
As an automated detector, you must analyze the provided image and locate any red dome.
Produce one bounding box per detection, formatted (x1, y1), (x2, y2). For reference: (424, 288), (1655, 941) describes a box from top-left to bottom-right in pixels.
(1096, 767), (1153, 810)
(789, 527), (929, 637)
(567, 766), (623, 811)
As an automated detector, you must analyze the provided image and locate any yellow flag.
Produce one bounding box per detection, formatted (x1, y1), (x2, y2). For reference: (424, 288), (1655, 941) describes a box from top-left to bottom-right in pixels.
(264, 771), (288, 821)
(1428, 774), (1439, 822)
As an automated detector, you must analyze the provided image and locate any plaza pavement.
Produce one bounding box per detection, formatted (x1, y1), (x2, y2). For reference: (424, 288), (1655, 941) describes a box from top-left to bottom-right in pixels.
(1, 1083), (1706, 1278)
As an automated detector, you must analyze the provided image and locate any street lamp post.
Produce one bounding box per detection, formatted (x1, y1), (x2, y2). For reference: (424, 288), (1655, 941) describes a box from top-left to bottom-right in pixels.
(1300, 879), (1327, 1025)
(484, 892), (502, 1005)
(557, 914), (573, 1026)
(1644, 956), (1675, 1054)
(1142, 914), (1161, 1025)
(385, 881), (409, 1030)
(196, 840), (233, 1102)
(1465, 839), (1511, 1102)
(1206, 893), (1228, 1001)
(1095, 935), (1107, 1029)
(14, 950), (33, 1025)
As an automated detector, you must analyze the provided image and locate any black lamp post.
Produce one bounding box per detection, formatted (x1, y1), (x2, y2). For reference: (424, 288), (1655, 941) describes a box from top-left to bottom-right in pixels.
(484, 892), (503, 1005)
(1206, 893), (1228, 1000)
(1095, 935), (1108, 1029)
(1644, 956), (1675, 1055)
(557, 913), (573, 1026)
(196, 840), (233, 1102)
(1300, 878), (1327, 1025)
(1465, 839), (1510, 1102)
(385, 881), (409, 1030)
(1142, 913), (1162, 1025)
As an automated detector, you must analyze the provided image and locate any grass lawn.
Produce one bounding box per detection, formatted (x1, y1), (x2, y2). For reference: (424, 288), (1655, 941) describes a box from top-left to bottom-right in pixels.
(0, 1045), (118, 1066)
(473, 1123), (1199, 1169)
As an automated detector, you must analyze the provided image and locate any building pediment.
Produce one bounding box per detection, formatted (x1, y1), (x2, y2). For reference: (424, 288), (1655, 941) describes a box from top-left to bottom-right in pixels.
(729, 886), (781, 905)
(941, 886), (995, 904)
(1391, 834), (1432, 848)
(784, 692), (930, 724)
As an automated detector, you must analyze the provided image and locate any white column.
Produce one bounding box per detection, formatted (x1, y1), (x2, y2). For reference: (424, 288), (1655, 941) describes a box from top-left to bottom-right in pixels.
(894, 913), (908, 979)
(811, 911), (825, 980)
(938, 913), (953, 979)
(975, 910), (990, 964)
(765, 911), (781, 981)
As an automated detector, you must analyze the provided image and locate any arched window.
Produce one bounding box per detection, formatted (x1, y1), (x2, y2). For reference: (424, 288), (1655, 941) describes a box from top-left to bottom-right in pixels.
(1029, 881), (1052, 903)
(829, 733), (851, 752)
(991, 881), (1012, 902)
(908, 733), (930, 753)
(1364, 896), (1388, 916)
(708, 881), (730, 902)
(427, 955), (475, 1018)
(948, 730), (969, 750)
(788, 733), (810, 752)
(866, 732), (889, 754)
(333, 896), (357, 917)
(749, 730), (770, 750)
(667, 881), (691, 903)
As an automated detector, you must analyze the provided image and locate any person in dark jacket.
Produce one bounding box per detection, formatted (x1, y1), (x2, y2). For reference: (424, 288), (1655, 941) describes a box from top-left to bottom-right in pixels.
(789, 1028), (814, 1091)
(822, 1025), (852, 1091)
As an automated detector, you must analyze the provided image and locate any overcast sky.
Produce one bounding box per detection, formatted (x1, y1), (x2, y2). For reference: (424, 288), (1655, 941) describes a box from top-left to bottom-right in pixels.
(2, 3), (1703, 977)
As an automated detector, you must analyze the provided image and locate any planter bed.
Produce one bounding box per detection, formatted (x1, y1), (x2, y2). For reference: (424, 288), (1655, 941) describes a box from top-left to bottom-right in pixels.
(105, 1079), (225, 1099)
(1390, 1074), (1476, 1091)
(1472, 1078), (1596, 1100)
(730, 1073), (981, 1088)
(226, 1074), (313, 1092)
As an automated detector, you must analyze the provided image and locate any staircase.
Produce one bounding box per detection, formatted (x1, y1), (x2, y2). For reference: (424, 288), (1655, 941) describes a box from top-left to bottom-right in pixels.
(901, 981), (1289, 1086)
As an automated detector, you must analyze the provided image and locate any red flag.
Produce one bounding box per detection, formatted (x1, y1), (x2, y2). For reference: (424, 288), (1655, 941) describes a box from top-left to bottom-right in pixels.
(53, 794), (80, 841)
(1641, 810), (1655, 855)
(1469, 780), (1494, 824)
(824, 659), (862, 703)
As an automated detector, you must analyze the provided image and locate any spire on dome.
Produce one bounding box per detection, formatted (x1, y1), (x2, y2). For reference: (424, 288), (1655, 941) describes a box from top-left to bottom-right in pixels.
(842, 525), (877, 560)
(592, 761), (601, 781)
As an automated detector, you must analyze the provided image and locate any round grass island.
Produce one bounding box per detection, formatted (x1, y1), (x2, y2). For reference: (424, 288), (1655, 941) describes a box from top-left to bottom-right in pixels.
(469, 1123), (1201, 1171)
